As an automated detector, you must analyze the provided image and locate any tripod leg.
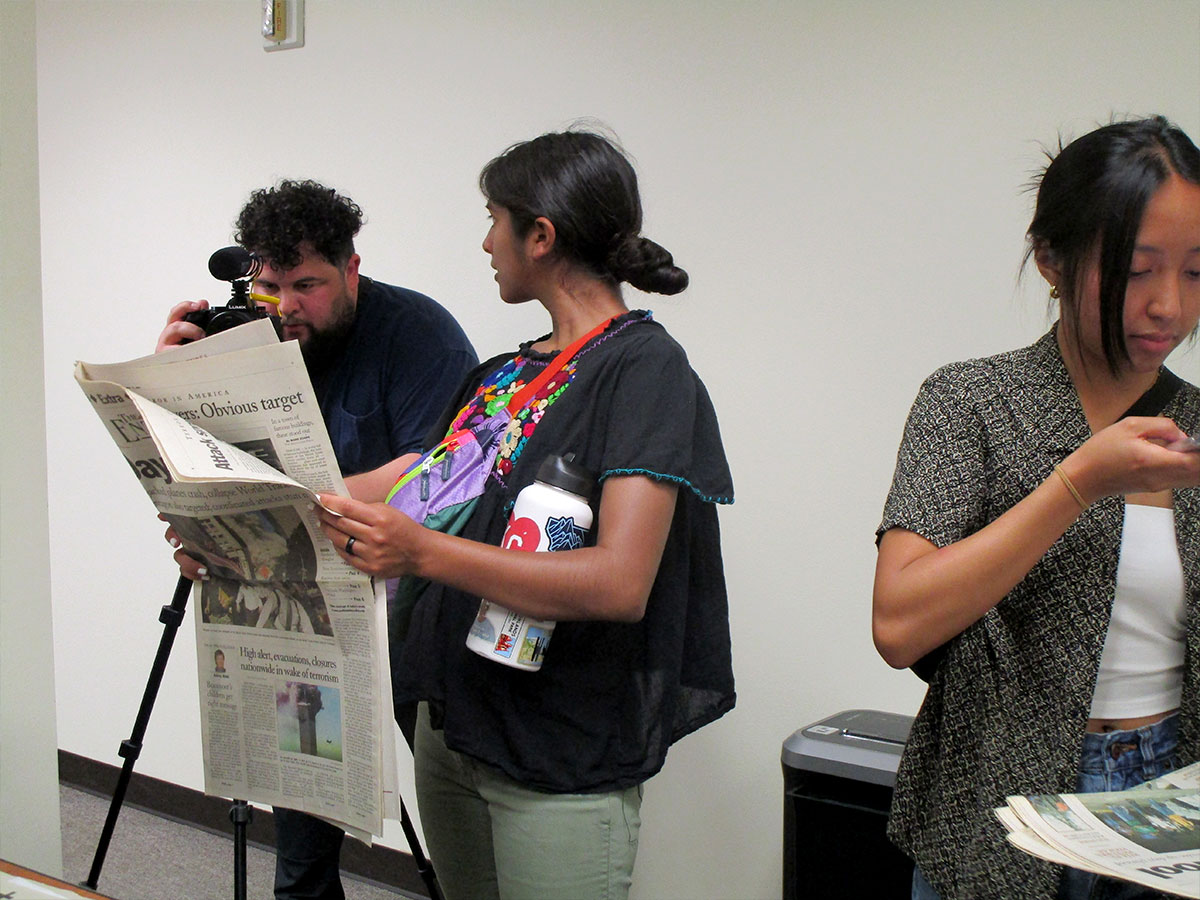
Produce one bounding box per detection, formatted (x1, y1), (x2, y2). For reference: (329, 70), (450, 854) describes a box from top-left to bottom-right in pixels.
(230, 799), (251, 900)
(399, 798), (443, 900)
(83, 575), (192, 891)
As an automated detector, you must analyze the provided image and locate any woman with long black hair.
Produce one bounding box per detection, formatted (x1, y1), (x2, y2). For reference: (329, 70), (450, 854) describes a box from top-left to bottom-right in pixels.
(873, 116), (1200, 900)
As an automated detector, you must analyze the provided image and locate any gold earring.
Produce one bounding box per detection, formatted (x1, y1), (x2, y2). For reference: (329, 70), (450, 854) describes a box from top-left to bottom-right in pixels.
(1050, 285), (1060, 300)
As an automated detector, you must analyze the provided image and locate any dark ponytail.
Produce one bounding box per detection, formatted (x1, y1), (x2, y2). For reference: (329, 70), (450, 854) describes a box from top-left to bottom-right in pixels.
(480, 130), (688, 295)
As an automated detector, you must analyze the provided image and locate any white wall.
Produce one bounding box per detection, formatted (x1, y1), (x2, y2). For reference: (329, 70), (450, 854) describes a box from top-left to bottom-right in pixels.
(1, 0), (62, 879)
(34, 2), (1200, 897)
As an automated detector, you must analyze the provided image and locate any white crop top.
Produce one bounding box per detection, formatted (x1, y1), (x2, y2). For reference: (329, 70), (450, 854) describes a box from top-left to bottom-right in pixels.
(1088, 503), (1186, 719)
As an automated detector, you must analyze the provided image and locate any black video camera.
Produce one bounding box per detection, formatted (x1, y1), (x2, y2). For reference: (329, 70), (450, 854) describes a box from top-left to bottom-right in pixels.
(183, 246), (281, 337)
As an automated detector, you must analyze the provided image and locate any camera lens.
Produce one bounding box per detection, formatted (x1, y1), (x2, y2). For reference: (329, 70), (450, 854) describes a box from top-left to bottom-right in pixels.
(204, 308), (258, 335)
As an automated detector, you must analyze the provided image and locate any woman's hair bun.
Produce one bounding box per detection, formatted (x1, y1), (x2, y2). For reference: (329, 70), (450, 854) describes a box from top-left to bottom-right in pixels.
(607, 234), (689, 295)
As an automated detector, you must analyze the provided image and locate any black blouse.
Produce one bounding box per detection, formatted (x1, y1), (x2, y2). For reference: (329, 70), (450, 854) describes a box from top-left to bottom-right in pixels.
(394, 311), (735, 792)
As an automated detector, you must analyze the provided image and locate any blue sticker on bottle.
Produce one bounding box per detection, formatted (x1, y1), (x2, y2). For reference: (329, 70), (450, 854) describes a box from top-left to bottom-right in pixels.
(544, 515), (586, 551)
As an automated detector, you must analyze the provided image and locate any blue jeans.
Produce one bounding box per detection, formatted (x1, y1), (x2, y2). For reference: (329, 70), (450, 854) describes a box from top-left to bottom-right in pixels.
(1057, 714), (1180, 900)
(911, 865), (941, 900)
(912, 714), (1180, 900)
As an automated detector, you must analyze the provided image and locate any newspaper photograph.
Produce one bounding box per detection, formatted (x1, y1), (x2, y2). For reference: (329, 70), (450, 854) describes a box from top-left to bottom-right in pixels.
(75, 320), (399, 840)
(997, 763), (1200, 898)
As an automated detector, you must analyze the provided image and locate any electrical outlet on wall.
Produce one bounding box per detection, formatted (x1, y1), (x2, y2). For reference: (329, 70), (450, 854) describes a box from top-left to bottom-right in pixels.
(262, 0), (304, 52)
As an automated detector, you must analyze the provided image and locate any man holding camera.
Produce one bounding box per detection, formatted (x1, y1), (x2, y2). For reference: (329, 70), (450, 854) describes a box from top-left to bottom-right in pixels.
(157, 179), (476, 900)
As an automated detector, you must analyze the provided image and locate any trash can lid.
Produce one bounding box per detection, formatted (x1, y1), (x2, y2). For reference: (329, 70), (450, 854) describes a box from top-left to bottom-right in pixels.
(781, 709), (913, 787)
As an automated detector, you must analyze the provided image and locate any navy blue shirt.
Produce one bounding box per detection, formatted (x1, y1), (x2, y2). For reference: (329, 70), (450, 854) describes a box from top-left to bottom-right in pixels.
(269, 277), (473, 892)
(312, 277), (477, 474)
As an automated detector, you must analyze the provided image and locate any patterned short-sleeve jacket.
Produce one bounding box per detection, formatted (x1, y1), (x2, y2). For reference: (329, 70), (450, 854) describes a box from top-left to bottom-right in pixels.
(877, 328), (1200, 900)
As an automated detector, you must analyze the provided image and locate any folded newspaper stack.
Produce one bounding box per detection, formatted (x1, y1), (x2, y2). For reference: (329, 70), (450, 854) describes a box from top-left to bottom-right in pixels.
(75, 319), (400, 842)
(996, 762), (1200, 898)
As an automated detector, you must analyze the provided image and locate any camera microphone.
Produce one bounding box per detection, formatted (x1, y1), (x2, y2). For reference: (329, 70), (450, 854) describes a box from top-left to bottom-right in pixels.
(183, 246), (280, 340)
(208, 246), (263, 282)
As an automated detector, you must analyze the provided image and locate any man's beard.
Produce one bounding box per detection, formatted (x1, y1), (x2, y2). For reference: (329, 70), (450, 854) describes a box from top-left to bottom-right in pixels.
(293, 296), (356, 371)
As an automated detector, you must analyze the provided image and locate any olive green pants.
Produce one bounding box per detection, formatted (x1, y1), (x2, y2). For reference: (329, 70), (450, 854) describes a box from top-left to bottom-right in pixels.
(413, 703), (643, 900)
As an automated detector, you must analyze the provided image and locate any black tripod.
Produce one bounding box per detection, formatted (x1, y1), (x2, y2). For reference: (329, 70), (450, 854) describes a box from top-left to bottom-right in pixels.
(83, 575), (255, 898)
(84, 574), (443, 900)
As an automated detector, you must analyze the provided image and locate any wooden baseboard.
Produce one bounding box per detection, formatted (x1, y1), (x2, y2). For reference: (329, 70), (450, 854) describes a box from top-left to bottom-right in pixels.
(58, 750), (429, 897)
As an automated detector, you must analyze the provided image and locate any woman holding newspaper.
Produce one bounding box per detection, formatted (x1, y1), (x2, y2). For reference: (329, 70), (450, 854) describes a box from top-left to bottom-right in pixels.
(872, 116), (1200, 900)
(317, 129), (734, 900)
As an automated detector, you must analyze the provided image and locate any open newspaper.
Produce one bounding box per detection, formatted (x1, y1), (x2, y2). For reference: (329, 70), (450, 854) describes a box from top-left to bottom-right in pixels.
(75, 319), (399, 841)
(996, 762), (1200, 898)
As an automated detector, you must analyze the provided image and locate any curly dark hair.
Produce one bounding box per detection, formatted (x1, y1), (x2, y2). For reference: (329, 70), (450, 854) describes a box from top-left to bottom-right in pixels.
(234, 179), (363, 271)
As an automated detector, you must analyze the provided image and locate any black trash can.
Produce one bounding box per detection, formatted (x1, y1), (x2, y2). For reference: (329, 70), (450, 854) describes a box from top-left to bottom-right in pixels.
(782, 709), (915, 899)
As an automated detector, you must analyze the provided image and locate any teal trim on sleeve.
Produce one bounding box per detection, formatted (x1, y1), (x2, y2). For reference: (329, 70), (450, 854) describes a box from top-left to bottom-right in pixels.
(600, 468), (734, 505)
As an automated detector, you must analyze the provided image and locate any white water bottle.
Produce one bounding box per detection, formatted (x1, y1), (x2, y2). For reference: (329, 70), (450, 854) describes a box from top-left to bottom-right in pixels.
(466, 453), (594, 670)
